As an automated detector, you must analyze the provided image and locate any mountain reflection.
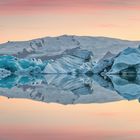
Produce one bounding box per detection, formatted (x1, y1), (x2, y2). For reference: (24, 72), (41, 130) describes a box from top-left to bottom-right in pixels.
(0, 74), (140, 104)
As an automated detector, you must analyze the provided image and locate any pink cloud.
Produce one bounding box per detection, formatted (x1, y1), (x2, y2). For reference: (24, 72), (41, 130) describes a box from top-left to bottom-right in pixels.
(0, 0), (140, 15)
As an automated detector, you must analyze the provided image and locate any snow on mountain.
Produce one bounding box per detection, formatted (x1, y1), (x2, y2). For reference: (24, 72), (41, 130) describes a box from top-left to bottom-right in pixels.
(0, 35), (139, 61)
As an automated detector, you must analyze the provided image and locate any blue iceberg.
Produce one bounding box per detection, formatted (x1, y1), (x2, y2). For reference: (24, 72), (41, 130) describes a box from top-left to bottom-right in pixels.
(0, 49), (94, 79)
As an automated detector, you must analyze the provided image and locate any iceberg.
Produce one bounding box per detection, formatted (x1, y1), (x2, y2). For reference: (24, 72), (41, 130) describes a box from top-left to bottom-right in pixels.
(0, 35), (139, 62)
(92, 46), (140, 76)
(0, 55), (21, 72)
(0, 68), (11, 79)
(108, 47), (140, 74)
(0, 55), (46, 78)
(44, 49), (94, 74)
(0, 49), (94, 78)
(1, 36), (140, 104)
(1, 47), (140, 78)
(93, 51), (116, 74)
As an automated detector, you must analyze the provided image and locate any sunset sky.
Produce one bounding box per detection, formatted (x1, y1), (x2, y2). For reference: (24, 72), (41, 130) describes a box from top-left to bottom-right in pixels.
(0, 0), (140, 43)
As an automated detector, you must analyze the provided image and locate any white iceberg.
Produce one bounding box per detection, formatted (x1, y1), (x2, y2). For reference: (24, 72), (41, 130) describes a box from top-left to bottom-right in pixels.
(44, 49), (94, 74)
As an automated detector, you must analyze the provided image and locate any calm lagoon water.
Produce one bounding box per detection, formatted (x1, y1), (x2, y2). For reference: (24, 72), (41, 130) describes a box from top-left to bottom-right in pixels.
(0, 74), (140, 140)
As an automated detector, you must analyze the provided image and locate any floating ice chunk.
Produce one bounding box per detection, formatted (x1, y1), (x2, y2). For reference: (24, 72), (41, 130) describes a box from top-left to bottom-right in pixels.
(0, 55), (21, 72)
(109, 47), (140, 74)
(93, 51), (116, 74)
(0, 68), (11, 79)
(44, 49), (94, 74)
(67, 49), (93, 61)
(0, 55), (46, 77)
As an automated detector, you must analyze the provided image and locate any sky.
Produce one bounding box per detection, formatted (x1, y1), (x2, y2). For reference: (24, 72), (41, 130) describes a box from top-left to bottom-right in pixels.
(0, 0), (140, 43)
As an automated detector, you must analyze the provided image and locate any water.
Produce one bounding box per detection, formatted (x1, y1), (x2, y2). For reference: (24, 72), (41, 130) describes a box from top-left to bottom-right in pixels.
(0, 74), (140, 140)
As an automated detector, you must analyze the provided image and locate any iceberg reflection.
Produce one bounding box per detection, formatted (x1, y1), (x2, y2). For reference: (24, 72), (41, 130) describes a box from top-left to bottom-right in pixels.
(109, 74), (140, 101)
(0, 73), (140, 104)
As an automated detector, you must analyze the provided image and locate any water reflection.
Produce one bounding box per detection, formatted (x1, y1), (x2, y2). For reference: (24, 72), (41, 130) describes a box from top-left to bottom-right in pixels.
(109, 74), (140, 101)
(0, 73), (140, 104)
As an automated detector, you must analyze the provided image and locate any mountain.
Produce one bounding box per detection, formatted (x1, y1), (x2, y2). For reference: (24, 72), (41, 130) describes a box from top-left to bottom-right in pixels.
(0, 35), (139, 61)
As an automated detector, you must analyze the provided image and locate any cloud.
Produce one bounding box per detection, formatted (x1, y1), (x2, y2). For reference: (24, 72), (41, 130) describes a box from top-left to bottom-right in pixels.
(0, 0), (140, 15)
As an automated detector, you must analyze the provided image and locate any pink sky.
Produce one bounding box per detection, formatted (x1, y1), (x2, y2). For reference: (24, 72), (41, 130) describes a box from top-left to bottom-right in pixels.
(0, 0), (140, 14)
(0, 0), (140, 42)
